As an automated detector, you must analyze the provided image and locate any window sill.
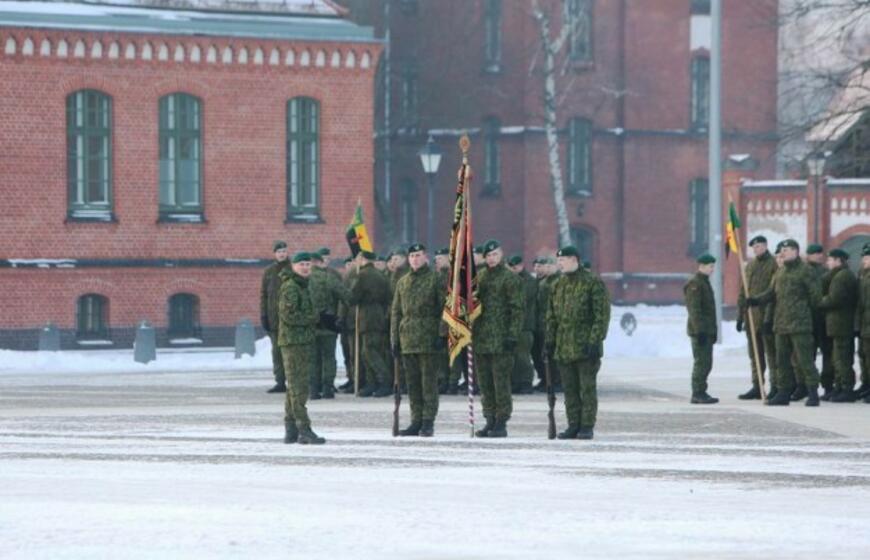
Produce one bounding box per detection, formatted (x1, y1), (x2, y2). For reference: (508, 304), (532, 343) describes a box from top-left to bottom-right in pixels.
(480, 184), (501, 197)
(566, 189), (593, 198)
(157, 213), (207, 224)
(568, 58), (595, 72)
(482, 63), (502, 75)
(285, 214), (324, 224)
(169, 337), (203, 345)
(66, 210), (117, 224)
(76, 339), (113, 347)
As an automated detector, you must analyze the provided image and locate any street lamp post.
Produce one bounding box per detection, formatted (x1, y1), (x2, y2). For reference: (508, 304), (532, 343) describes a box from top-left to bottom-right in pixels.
(807, 153), (826, 245)
(418, 134), (443, 248)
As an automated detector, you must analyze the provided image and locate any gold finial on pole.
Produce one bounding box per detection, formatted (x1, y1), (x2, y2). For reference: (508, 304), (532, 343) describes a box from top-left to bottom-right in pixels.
(459, 134), (471, 164)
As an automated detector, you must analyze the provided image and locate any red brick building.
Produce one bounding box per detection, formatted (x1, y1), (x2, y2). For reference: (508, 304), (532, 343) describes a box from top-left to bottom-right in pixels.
(0, 1), (381, 349)
(346, 0), (780, 304)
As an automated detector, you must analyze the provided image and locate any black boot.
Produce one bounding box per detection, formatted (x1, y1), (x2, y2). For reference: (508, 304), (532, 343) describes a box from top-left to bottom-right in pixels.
(577, 426), (594, 440)
(358, 385), (376, 397)
(790, 385), (808, 401)
(767, 390), (791, 406)
(267, 382), (286, 394)
(557, 425), (580, 439)
(419, 420), (434, 437)
(446, 384), (458, 395)
(856, 384), (870, 399)
(339, 380), (355, 394)
(821, 387), (835, 401)
(309, 390), (322, 400)
(373, 384), (393, 398)
(534, 380), (547, 393)
(864, 393), (870, 404)
(488, 418), (508, 438)
(398, 421), (421, 436)
(297, 427), (326, 444)
(321, 386), (335, 399)
(517, 383), (534, 395)
(805, 386), (820, 407)
(438, 381), (448, 395)
(831, 389), (857, 403)
(475, 417), (495, 438)
(283, 422), (298, 444)
(691, 392), (718, 404)
(738, 386), (761, 400)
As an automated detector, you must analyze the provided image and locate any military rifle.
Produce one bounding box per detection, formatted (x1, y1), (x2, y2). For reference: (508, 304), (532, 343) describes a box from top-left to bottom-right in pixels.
(544, 353), (556, 440)
(392, 358), (401, 437)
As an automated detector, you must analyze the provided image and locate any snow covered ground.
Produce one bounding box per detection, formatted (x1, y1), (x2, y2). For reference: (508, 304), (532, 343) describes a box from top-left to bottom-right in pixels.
(3, 306), (870, 558)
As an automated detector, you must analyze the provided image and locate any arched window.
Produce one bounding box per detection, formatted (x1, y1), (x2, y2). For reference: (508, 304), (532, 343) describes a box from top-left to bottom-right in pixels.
(168, 293), (201, 339)
(566, 117), (592, 195)
(287, 97), (320, 221)
(688, 177), (709, 256)
(66, 90), (112, 219)
(76, 294), (109, 340)
(567, 0), (593, 62)
(483, 116), (501, 195)
(690, 55), (710, 130)
(159, 93), (203, 220)
(483, 0), (502, 72)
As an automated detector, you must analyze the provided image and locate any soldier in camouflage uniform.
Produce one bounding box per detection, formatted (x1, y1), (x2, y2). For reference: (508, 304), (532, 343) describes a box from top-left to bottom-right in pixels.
(534, 257), (562, 392)
(857, 244), (870, 403)
(277, 252), (326, 444)
(308, 252), (347, 399)
(260, 241), (289, 393)
(736, 236), (777, 400)
(508, 255), (537, 394)
(349, 250), (393, 397)
(472, 240), (523, 437)
(434, 247), (452, 393)
(748, 239), (823, 406)
(818, 248), (858, 402)
(391, 244), (445, 437)
(685, 254), (719, 404)
(546, 245), (611, 440)
(805, 244), (833, 400)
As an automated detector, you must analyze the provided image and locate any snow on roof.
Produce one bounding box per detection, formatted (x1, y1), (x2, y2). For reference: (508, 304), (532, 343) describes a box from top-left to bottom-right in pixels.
(806, 66), (870, 144)
(80, 0), (347, 17)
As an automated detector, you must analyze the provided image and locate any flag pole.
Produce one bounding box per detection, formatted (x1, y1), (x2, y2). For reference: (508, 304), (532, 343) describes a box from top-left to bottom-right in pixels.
(729, 194), (766, 401)
(459, 136), (476, 438)
(353, 197), (363, 396)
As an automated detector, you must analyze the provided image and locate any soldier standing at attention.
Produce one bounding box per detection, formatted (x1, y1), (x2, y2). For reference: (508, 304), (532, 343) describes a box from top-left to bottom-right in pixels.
(434, 247), (452, 394)
(818, 248), (859, 402)
(805, 244), (832, 399)
(308, 252), (347, 399)
(546, 246), (611, 439)
(684, 254), (719, 405)
(349, 250), (393, 397)
(472, 240), (523, 438)
(260, 241), (289, 394)
(736, 236), (777, 400)
(391, 244), (445, 437)
(278, 252), (326, 445)
(337, 257), (361, 394)
(508, 255), (537, 395)
(747, 239), (822, 406)
(857, 244), (870, 403)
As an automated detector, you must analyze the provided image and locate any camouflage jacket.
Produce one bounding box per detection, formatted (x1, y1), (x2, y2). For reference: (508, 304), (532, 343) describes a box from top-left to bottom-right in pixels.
(858, 268), (870, 337)
(755, 258), (821, 335)
(472, 263), (524, 354)
(818, 265), (858, 337)
(309, 267), (349, 336)
(808, 260), (828, 334)
(259, 260), (289, 332)
(545, 268), (611, 362)
(277, 269), (317, 346)
(349, 263), (391, 334)
(684, 272), (717, 337)
(535, 273), (560, 335)
(390, 264), (445, 353)
(337, 268), (356, 332)
(390, 264), (410, 298)
(517, 270), (538, 333)
(737, 251), (776, 330)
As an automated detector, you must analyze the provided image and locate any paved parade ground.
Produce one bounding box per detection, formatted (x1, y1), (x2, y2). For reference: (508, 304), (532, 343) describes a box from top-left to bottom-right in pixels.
(2, 353), (870, 559)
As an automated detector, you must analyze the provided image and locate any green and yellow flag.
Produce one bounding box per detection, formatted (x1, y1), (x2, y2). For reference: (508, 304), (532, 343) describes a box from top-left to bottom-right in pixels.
(345, 203), (373, 257)
(725, 202), (741, 257)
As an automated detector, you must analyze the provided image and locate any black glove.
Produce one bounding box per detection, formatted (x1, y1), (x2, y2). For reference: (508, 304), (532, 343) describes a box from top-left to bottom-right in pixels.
(763, 322), (774, 335)
(260, 314), (270, 333)
(318, 311), (340, 333)
(735, 319), (743, 333)
(584, 343), (601, 360)
(745, 297), (760, 307)
(391, 342), (401, 358)
(504, 338), (518, 352)
(434, 337), (447, 351)
(696, 333), (708, 346)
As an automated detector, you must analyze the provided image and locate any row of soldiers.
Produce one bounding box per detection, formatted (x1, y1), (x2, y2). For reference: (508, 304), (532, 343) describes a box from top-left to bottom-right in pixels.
(684, 236), (870, 407)
(259, 239), (611, 443)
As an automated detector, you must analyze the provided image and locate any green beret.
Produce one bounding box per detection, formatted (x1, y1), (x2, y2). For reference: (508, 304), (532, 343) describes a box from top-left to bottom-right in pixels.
(749, 235), (767, 246)
(507, 255), (523, 266)
(377, 255), (388, 262)
(388, 248), (408, 258)
(473, 245), (483, 255)
(781, 239), (800, 251)
(544, 256), (556, 265)
(697, 253), (716, 264)
(360, 250), (376, 260)
(407, 243), (426, 254)
(828, 248), (849, 260)
(272, 240), (287, 252)
(556, 245), (579, 258)
(583, 261), (592, 270)
(310, 252), (324, 262)
(806, 243), (823, 255)
(435, 247), (449, 256)
(482, 239), (501, 256)
(317, 247), (331, 256)
(291, 251), (311, 263)
(863, 243), (870, 256)
(774, 241), (784, 255)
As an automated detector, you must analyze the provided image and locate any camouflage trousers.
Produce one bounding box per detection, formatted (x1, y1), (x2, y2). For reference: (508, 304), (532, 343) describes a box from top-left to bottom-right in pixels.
(476, 352), (514, 421)
(860, 337), (870, 386)
(361, 332), (390, 386)
(280, 344), (314, 430)
(816, 334), (834, 390)
(691, 336), (713, 394)
(340, 329), (354, 383)
(558, 358), (601, 428)
(512, 331), (535, 390)
(436, 349), (450, 386)
(269, 333), (286, 385)
(831, 336), (856, 391)
(311, 333), (338, 393)
(402, 353), (440, 422)
(745, 328), (776, 389)
(775, 333), (820, 392)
